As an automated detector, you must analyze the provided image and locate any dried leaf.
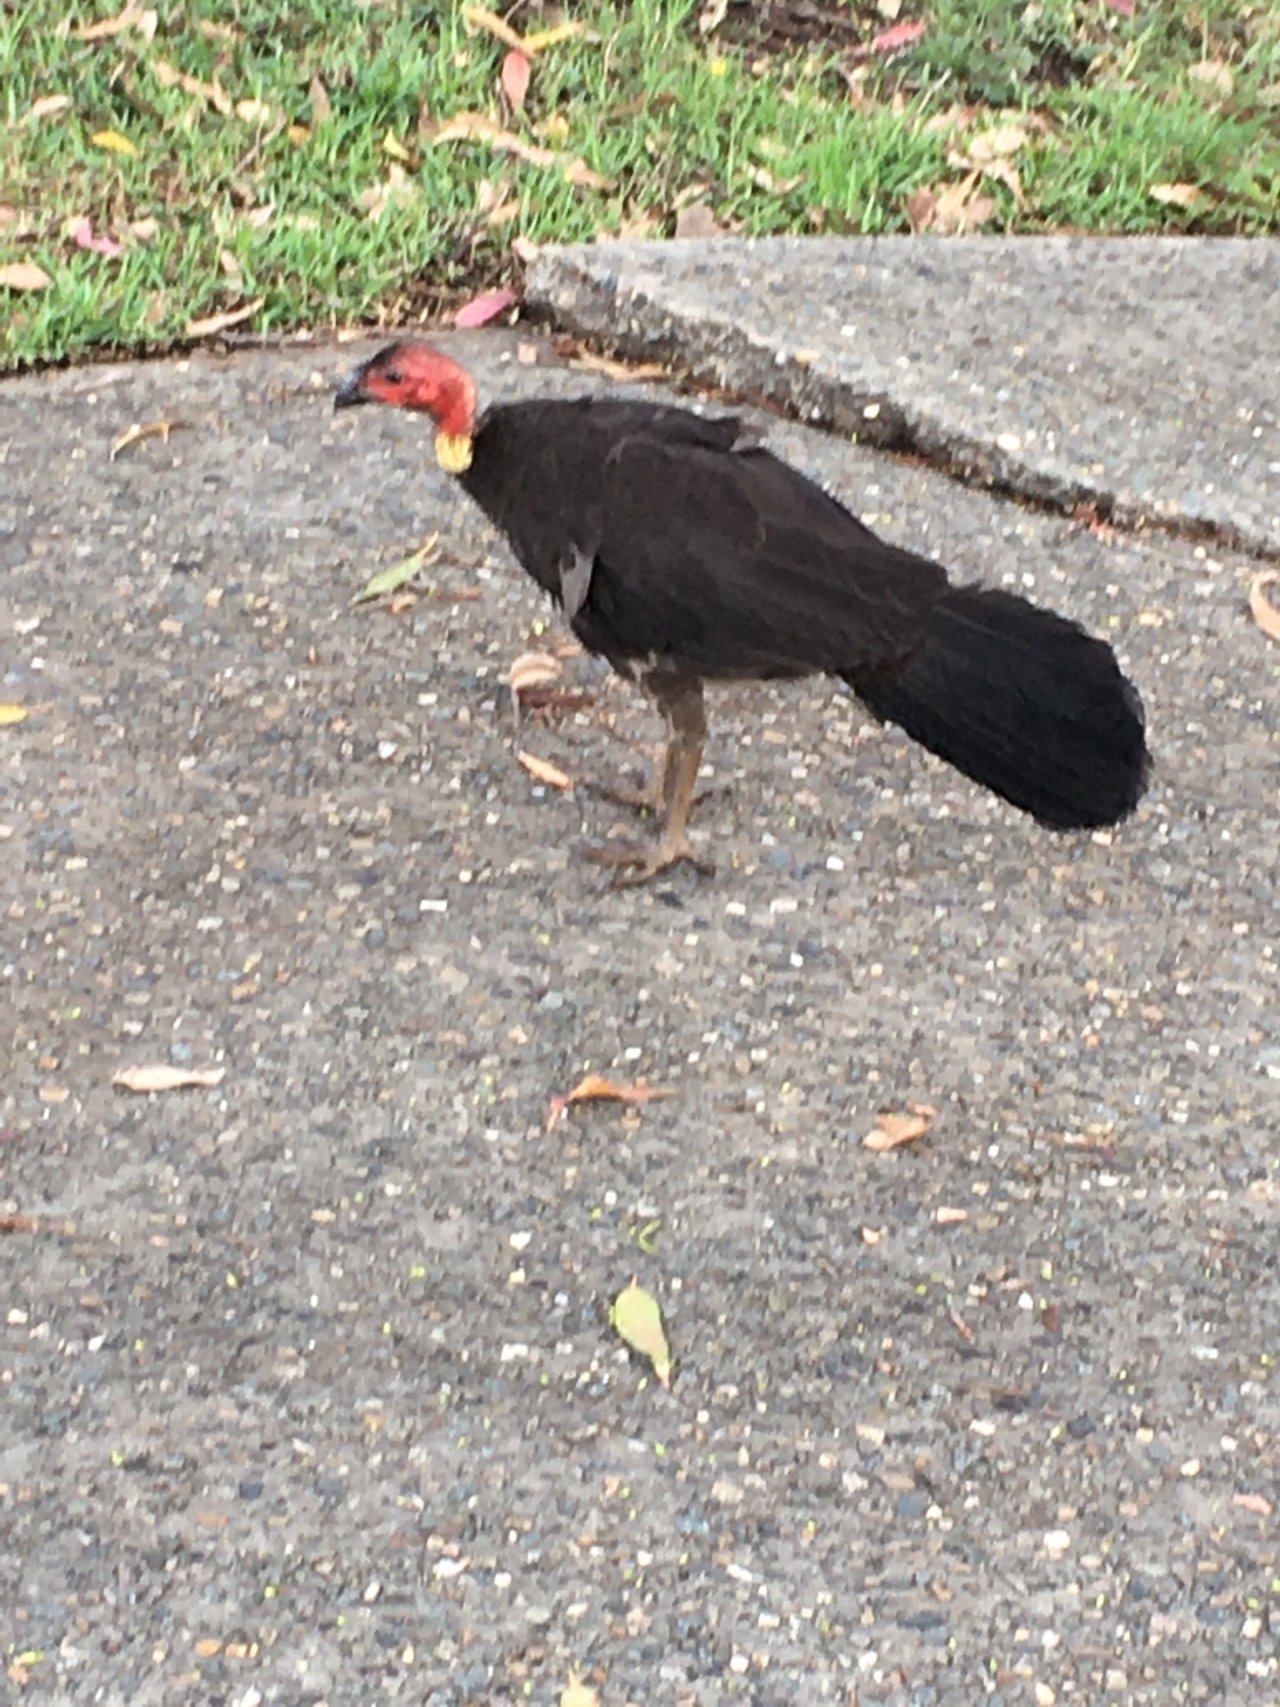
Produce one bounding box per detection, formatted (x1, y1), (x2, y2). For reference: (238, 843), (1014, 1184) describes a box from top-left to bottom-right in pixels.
(433, 112), (612, 191)
(91, 129), (140, 157)
(863, 1105), (935, 1152)
(73, 4), (155, 41)
(610, 1279), (673, 1388)
(517, 750), (574, 792)
(522, 21), (591, 53)
(0, 261), (53, 292)
(0, 704), (29, 727)
(382, 131), (414, 164)
(509, 651), (564, 700)
(1249, 571), (1280, 643)
(113, 1064), (225, 1092)
(967, 123), (1029, 161)
(929, 174), (996, 233)
(1232, 1491), (1274, 1517)
(905, 187), (936, 232)
(547, 1072), (673, 1130)
(454, 286), (517, 328)
(26, 93), (72, 122)
(935, 1205), (969, 1226)
(185, 298), (264, 337)
(462, 3), (526, 51)
(569, 349), (667, 382)
(236, 98), (274, 125)
(130, 215), (158, 242)
(698, 0), (729, 35)
(150, 58), (232, 115)
(1149, 182), (1202, 209)
(69, 216), (124, 257)
(309, 75), (332, 124)
(512, 234), (541, 264)
(869, 19), (927, 55)
(1188, 59), (1234, 101)
(352, 536), (439, 604)
(110, 419), (177, 459)
(559, 1681), (601, 1707)
(502, 49), (531, 111)
(674, 200), (728, 239)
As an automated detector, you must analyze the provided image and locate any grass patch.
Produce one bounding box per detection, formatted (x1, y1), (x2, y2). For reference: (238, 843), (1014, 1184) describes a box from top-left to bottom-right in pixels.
(3, 0), (1278, 369)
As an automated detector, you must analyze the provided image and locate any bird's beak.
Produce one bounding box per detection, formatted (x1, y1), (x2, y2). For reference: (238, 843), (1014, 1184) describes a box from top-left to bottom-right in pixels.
(333, 366), (369, 410)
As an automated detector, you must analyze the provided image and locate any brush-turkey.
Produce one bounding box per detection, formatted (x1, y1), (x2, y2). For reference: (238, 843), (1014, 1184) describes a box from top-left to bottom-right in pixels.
(336, 340), (1149, 884)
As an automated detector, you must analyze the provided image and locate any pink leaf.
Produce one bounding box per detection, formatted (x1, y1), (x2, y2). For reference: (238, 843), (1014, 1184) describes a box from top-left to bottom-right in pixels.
(1102, 0), (1135, 13)
(69, 215), (124, 257)
(502, 49), (531, 111)
(454, 286), (517, 328)
(870, 19), (927, 55)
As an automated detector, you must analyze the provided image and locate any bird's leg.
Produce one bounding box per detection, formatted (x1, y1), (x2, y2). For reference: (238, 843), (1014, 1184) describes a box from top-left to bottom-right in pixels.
(596, 741), (677, 816)
(588, 675), (715, 886)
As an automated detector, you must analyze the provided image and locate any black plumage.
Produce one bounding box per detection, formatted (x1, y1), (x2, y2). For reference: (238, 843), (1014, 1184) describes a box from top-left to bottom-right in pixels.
(336, 341), (1149, 881)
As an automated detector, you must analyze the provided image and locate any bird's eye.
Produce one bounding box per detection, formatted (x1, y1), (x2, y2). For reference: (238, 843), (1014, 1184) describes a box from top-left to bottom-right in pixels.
(383, 369), (403, 385)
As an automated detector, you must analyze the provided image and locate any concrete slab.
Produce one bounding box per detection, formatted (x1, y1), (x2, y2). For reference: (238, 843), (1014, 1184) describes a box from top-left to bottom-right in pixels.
(2, 334), (1277, 1704)
(527, 236), (1280, 555)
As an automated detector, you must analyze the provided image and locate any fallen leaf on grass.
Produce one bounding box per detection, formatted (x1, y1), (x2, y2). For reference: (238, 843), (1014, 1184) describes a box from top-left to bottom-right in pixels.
(1188, 59), (1233, 101)
(74, 4), (156, 41)
(610, 1278), (673, 1388)
(434, 112), (612, 191)
(69, 216), (123, 257)
(110, 419), (178, 459)
(150, 57), (232, 115)
(1248, 571), (1280, 643)
(863, 1105), (935, 1152)
(25, 94), (73, 122)
(454, 285), (517, 328)
(462, 3), (526, 51)
(523, 21), (592, 52)
(92, 128), (140, 158)
(518, 750), (574, 792)
(0, 260), (53, 292)
(185, 298), (264, 337)
(546, 1073), (674, 1130)
(1149, 182), (1202, 209)
(674, 199), (728, 239)
(113, 1064), (225, 1092)
(502, 49), (531, 111)
(352, 535), (440, 603)
(0, 704), (29, 727)
(866, 19), (927, 56)
(309, 75), (332, 124)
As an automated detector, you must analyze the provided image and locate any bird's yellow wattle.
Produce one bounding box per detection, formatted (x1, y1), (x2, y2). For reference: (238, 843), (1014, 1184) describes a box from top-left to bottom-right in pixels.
(435, 431), (474, 474)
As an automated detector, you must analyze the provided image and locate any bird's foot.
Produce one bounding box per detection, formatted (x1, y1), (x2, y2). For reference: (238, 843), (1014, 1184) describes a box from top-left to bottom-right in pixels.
(595, 772), (665, 816)
(594, 772), (726, 818)
(585, 832), (716, 888)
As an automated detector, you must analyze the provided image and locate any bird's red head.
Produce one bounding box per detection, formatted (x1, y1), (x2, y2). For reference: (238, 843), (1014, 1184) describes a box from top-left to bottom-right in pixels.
(335, 339), (478, 472)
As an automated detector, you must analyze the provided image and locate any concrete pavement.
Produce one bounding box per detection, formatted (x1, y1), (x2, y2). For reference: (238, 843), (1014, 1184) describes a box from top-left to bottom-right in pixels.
(2, 275), (1278, 1706)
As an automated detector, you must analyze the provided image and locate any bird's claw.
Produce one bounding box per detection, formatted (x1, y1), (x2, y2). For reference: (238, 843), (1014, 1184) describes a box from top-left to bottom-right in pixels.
(584, 835), (716, 888)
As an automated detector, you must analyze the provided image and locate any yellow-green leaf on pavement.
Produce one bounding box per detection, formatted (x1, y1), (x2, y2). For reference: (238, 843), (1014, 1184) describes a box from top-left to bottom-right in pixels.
(353, 535), (439, 604)
(610, 1279), (672, 1388)
(0, 703), (30, 726)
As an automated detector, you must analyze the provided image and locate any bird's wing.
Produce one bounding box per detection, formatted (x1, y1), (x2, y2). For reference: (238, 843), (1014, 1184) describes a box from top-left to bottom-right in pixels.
(576, 433), (947, 680)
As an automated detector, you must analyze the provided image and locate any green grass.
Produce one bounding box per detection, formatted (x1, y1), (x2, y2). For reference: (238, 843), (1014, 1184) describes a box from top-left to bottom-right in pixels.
(3, 0), (1279, 369)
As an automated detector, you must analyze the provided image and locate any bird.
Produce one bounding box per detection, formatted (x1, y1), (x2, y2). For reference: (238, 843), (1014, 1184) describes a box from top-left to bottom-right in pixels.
(335, 339), (1149, 885)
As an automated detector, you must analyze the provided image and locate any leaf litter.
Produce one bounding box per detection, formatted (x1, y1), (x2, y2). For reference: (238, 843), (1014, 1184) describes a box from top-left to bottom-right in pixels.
(1248, 571), (1280, 643)
(546, 1073), (674, 1131)
(113, 1064), (225, 1092)
(610, 1278), (673, 1388)
(352, 534), (440, 604)
(863, 1102), (936, 1152)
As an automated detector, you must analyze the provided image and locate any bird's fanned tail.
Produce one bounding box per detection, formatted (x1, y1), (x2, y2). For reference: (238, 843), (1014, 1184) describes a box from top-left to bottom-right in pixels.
(846, 584), (1150, 829)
